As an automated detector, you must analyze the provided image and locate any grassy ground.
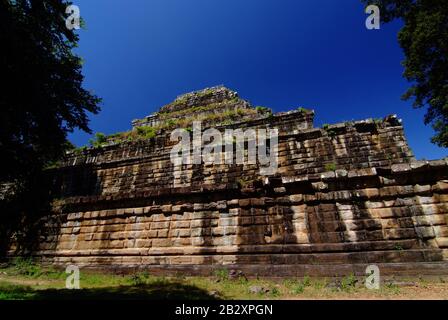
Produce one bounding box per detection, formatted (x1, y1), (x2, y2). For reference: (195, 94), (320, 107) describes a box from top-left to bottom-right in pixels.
(1, 258), (448, 300)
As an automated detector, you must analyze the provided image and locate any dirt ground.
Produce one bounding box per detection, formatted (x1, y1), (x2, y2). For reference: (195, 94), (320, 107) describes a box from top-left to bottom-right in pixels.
(1, 264), (448, 300)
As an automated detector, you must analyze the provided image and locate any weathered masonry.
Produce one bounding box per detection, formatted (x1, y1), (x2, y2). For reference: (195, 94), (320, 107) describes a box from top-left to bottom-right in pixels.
(17, 86), (448, 276)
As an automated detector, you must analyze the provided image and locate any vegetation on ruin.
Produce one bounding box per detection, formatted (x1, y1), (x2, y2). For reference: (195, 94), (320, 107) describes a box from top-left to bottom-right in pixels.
(296, 107), (309, 114)
(324, 163), (337, 172)
(373, 118), (384, 128)
(344, 121), (354, 126)
(74, 107), (259, 153)
(0, 259), (447, 300)
(82, 127), (158, 150)
(158, 101), (242, 120)
(170, 87), (232, 108)
(255, 106), (272, 114)
(361, 0), (448, 147)
(321, 124), (337, 139)
(236, 178), (252, 189)
(89, 133), (108, 148)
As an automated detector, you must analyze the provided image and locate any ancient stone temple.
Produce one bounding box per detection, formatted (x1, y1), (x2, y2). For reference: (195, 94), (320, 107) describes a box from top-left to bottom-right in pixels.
(19, 86), (448, 276)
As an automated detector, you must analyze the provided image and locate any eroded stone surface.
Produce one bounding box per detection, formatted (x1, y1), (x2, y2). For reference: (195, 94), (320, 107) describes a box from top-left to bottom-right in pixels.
(10, 87), (448, 274)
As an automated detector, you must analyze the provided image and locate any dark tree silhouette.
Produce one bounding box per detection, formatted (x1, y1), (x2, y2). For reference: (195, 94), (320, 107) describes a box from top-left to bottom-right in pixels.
(0, 0), (101, 185)
(0, 0), (100, 255)
(363, 0), (448, 147)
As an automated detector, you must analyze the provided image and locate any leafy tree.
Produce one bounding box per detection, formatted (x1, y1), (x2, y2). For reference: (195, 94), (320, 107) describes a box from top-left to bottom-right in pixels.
(362, 0), (448, 147)
(0, 0), (100, 255)
(0, 0), (101, 185)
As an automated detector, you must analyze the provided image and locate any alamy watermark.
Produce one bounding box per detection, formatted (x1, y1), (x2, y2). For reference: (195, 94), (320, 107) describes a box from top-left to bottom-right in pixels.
(365, 5), (380, 30)
(65, 4), (80, 30)
(365, 264), (380, 289)
(170, 121), (279, 176)
(65, 265), (80, 289)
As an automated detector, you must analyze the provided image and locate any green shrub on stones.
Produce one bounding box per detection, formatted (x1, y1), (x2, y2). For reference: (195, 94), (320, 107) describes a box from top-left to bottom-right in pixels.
(324, 163), (336, 172)
(136, 126), (157, 140)
(89, 132), (107, 148)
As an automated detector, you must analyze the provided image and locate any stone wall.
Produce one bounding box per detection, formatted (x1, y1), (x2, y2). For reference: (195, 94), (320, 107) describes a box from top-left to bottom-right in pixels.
(11, 87), (448, 276)
(56, 113), (412, 198)
(26, 159), (448, 276)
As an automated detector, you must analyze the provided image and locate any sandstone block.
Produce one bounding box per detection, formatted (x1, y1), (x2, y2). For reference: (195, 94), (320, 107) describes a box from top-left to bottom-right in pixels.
(157, 230), (169, 238)
(432, 181), (448, 193)
(152, 239), (171, 247)
(415, 226), (435, 239)
(436, 237), (448, 248)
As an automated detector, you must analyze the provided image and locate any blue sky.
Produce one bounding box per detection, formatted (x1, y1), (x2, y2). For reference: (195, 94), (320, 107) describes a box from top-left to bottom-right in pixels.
(71, 0), (447, 160)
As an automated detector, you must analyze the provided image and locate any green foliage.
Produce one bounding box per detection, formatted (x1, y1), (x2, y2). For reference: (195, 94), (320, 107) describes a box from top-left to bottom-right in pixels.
(136, 126), (157, 140)
(74, 103), (256, 150)
(292, 283), (305, 294)
(374, 118), (383, 124)
(290, 276), (311, 295)
(270, 287), (280, 297)
(297, 107), (308, 113)
(302, 275), (311, 287)
(0, 0), (101, 183)
(361, 0), (448, 147)
(165, 119), (178, 128)
(312, 278), (327, 290)
(236, 108), (246, 116)
(384, 282), (400, 294)
(344, 121), (355, 127)
(129, 273), (147, 286)
(237, 178), (251, 189)
(340, 274), (358, 292)
(84, 125), (158, 149)
(0, 282), (36, 300)
(214, 268), (229, 282)
(324, 163), (337, 172)
(73, 145), (88, 155)
(89, 132), (108, 148)
(221, 119), (234, 126)
(95, 132), (107, 144)
(255, 106), (271, 113)
(237, 275), (248, 285)
(322, 123), (337, 138)
(0, 266), (444, 299)
(158, 102), (227, 119)
(10, 257), (42, 278)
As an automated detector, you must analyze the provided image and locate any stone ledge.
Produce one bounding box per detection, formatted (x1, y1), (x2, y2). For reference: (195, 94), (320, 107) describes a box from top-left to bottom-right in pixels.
(31, 240), (424, 257)
(33, 261), (448, 277)
(53, 161), (448, 211)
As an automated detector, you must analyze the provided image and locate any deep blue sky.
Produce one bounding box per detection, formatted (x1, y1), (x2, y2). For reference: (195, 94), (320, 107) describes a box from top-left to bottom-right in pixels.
(71, 0), (446, 160)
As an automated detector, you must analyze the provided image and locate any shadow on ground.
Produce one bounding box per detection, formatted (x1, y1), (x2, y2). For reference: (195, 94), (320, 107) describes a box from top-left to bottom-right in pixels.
(0, 281), (220, 300)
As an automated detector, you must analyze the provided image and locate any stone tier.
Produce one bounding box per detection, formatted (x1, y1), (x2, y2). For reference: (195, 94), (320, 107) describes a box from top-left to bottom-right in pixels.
(21, 160), (448, 276)
(57, 114), (412, 198)
(131, 86), (264, 129)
